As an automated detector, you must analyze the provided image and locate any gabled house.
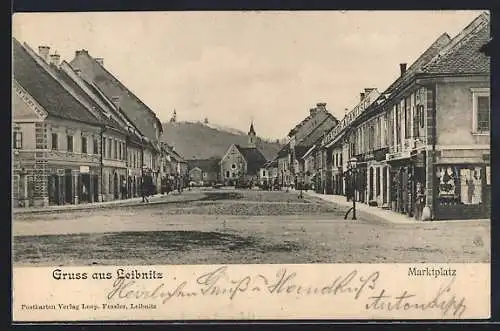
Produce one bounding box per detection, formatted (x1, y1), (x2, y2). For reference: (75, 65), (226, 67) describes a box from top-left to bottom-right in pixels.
(13, 38), (103, 207)
(220, 122), (268, 185)
(281, 102), (339, 190)
(70, 50), (165, 189)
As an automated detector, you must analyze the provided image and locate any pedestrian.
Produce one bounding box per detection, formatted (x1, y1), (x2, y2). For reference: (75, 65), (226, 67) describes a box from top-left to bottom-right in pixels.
(82, 183), (88, 203)
(141, 177), (149, 203)
(121, 179), (127, 199)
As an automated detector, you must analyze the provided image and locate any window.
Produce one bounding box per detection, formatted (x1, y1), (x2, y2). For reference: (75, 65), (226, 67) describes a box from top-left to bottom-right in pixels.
(405, 97), (411, 139)
(231, 164), (236, 169)
(436, 165), (483, 206)
(395, 104), (401, 148)
(472, 88), (490, 133)
(263, 170), (266, 177)
(114, 140), (118, 159)
(226, 171), (230, 178)
(13, 131), (22, 149)
(419, 105), (425, 128)
(67, 135), (73, 152)
(51, 133), (58, 150)
(102, 138), (106, 156)
(107, 139), (112, 158)
(93, 138), (98, 154)
(81, 136), (87, 154)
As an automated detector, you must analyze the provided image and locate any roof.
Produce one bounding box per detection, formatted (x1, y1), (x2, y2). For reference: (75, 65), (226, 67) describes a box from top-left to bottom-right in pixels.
(70, 50), (163, 140)
(187, 157), (220, 173)
(235, 145), (267, 175)
(13, 38), (102, 126)
(287, 106), (334, 138)
(55, 63), (125, 133)
(79, 76), (141, 131)
(420, 12), (490, 75)
(297, 114), (338, 148)
(276, 143), (290, 158)
(383, 33), (452, 97)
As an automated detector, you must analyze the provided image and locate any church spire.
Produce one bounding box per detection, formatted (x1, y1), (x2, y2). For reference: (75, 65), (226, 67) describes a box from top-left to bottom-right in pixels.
(248, 120), (256, 148)
(248, 120), (256, 136)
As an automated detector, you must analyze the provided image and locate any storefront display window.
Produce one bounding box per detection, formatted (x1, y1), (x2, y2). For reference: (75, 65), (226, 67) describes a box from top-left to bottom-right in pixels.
(436, 165), (483, 206)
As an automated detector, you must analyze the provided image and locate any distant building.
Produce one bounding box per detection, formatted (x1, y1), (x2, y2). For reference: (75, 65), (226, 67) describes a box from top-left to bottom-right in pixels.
(187, 157), (221, 185)
(277, 102), (339, 190)
(220, 122), (268, 185)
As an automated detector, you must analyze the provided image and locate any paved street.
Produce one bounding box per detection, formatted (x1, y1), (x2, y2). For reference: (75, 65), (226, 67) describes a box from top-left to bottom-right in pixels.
(13, 189), (490, 266)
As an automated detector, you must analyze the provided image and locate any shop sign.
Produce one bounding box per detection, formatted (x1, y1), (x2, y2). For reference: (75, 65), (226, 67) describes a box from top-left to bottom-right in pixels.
(79, 166), (90, 173)
(386, 151), (411, 161)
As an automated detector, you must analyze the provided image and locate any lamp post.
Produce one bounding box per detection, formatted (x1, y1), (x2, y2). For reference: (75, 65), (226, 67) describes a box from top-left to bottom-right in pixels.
(344, 157), (358, 220)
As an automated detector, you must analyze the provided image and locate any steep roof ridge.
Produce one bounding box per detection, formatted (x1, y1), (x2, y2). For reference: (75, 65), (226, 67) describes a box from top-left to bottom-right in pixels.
(297, 114), (337, 147)
(79, 73), (143, 136)
(420, 11), (490, 73)
(57, 67), (125, 133)
(60, 61), (114, 118)
(73, 50), (163, 135)
(287, 107), (331, 138)
(383, 32), (452, 95)
(14, 38), (102, 125)
(19, 40), (103, 124)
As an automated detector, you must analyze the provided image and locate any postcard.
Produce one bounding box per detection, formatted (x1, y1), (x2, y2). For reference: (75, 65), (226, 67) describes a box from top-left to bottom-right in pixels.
(11, 10), (491, 322)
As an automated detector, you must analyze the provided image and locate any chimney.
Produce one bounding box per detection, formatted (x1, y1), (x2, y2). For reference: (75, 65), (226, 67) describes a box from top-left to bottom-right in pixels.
(38, 46), (50, 62)
(400, 63), (407, 76)
(309, 108), (317, 116)
(364, 88), (375, 94)
(95, 58), (104, 66)
(74, 68), (82, 76)
(360, 92), (365, 101)
(345, 108), (349, 113)
(75, 49), (87, 57)
(50, 52), (60, 66)
(316, 102), (327, 111)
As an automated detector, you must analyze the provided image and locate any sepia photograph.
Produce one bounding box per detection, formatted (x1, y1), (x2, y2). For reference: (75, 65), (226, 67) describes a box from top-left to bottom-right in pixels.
(11, 10), (491, 321)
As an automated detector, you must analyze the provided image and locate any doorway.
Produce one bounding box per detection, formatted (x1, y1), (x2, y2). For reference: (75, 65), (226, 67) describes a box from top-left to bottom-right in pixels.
(113, 172), (119, 199)
(64, 169), (72, 204)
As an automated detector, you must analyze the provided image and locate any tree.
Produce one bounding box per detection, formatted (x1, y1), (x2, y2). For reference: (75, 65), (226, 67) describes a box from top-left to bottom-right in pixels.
(204, 117), (209, 124)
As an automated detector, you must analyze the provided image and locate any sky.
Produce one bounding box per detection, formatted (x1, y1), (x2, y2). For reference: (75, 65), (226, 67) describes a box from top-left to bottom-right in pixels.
(12, 10), (485, 140)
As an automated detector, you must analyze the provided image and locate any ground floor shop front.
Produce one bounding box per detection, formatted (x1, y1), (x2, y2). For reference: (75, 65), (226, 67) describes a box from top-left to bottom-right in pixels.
(319, 148), (490, 221)
(45, 164), (101, 206)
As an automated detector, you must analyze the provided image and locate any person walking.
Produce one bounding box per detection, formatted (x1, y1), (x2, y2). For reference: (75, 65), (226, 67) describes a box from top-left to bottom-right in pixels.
(121, 179), (127, 199)
(141, 177), (149, 203)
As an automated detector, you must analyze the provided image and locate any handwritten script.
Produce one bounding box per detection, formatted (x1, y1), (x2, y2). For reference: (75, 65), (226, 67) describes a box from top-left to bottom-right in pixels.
(106, 266), (467, 318)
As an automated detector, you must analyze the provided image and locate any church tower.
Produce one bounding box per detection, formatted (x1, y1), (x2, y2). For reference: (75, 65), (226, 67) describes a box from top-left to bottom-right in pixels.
(248, 121), (257, 148)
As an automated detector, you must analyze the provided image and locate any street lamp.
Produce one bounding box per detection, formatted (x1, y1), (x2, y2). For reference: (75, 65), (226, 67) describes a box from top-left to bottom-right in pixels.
(344, 157), (358, 220)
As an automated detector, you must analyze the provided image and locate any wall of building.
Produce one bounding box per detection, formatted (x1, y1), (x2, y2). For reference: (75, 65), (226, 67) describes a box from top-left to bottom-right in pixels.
(435, 80), (490, 147)
(221, 145), (247, 181)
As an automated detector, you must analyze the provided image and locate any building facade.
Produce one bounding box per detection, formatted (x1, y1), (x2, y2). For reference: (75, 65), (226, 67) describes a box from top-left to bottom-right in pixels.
(313, 12), (490, 221)
(13, 38), (178, 207)
(220, 123), (268, 185)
